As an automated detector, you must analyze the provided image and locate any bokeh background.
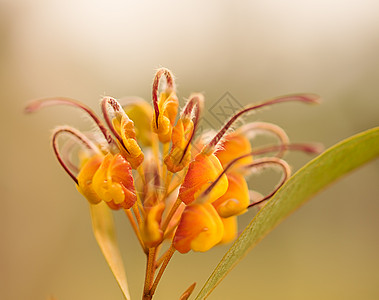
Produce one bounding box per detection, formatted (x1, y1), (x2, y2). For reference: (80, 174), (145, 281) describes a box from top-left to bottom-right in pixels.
(1, 1), (379, 299)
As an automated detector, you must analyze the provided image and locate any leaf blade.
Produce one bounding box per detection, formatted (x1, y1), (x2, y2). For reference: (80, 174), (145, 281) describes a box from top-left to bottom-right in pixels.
(90, 202), (130, 300)
(195, 127), (379, 299)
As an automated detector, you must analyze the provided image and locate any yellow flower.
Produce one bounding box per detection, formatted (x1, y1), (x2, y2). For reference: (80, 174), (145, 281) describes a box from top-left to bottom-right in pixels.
(178, 152), (229, 205)
(76, 154), (104, 205)
(91, 153), (136, 210)
(26, 69), (320, 255)
(212, 172), (250, 218)
(26, 68), (322, 299)
(151, 68), (179, 143)
(173, 203), (224, 253)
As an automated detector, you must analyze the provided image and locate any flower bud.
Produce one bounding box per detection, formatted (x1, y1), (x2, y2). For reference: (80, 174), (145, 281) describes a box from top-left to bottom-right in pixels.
(140, 203), (165, 248)
(164, 118), (194, 173)
(151, 91), (179, 143)
(122, 99), (153, 147)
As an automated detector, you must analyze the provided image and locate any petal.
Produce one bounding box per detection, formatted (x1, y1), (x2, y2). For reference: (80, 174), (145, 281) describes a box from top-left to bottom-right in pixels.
(164, 118), (194, 173)
(76, 154), (104, 204)
(173, 203), (224, 253)
(215, 132), (253, 168)
(140, 203), (165, 248)
(112, 117), (144, 169)
(92, 153), (137, 209)
(178, 153), (228, 205)
(122, 99), (153, 147)
(212, 173), (250, 218)
(219, 216), (238, 244)
(152, 91), (179, 143)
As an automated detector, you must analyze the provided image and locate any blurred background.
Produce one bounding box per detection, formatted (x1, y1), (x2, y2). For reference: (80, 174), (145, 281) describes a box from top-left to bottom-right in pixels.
(1, 0), (379, 299)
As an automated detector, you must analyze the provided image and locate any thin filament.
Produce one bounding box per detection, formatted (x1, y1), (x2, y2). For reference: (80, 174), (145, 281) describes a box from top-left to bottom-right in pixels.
(200, 142), (321, 199)
(52, 126), (101, 184)
(25, 97), (113, 144)
(202, 94), (320, 155)
(179, 93), (204, 163)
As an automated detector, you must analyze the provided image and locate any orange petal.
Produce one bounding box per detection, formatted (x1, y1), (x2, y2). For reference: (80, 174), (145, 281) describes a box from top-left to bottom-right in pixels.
(173, 203), (224, 253)
(212, 172), (249, 218)
(178, 153), (228, 205)
(215, 132), (253, 168)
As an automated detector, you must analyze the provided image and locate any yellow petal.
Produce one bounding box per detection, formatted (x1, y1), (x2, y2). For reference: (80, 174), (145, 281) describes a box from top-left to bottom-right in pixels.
(173, 203), (224, 253)
(140, 203), (165, 248)
(152, 91), (179, 143)
(92, 153), (137, 210)
(122, 99), (153, 147)
(212, 172), (249, 218)
(219, 216), (237, 244)
(76, 154), (103, 205)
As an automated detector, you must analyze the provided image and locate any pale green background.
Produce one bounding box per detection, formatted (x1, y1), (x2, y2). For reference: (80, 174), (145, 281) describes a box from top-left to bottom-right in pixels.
(1, 1), (379, 299)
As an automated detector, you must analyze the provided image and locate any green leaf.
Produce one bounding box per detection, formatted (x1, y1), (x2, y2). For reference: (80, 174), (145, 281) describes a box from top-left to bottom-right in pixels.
(195, 127), (379, 299)
(90, 202), (130, 300)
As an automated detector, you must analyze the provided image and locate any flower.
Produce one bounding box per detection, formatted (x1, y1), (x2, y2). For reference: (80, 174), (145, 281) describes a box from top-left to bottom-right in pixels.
(25, 68), (321, 298)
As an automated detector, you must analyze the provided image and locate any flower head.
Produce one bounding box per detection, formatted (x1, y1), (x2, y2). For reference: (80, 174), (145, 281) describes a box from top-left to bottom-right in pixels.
(26, 68), (321, 299)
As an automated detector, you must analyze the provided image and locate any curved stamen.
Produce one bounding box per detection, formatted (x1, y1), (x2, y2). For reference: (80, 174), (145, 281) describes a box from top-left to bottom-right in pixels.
(201, 94), (320, 155)
(101, 96), (131, 154)
(199, 142), (321, 201)
(179, 93), (204, 164)
(237, 122), (290, 158)
(245, 158), (291, 207)
(250, 143), (323, 157)
(200, 156), (290, 207)
(52, 126), (101, 184)
(25, 97), (113, 144)
(152, 68), (175, 128)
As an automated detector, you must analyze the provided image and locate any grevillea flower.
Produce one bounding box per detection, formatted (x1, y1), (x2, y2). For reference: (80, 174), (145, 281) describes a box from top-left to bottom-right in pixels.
(25, 68), (322, 299)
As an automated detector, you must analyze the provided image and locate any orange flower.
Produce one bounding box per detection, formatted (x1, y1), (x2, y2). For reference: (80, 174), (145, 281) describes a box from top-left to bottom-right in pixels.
(212, 172), (250, 218)
(92, 153), (137, 209)
(215, 132), (253, 168)
(219, 216), (238, 244)
(164, 118), (194, 173)
(76, 154), (104, 205)
(140, 202), (165, 248)
(27, 68), (321, 299)
(102, 97), (144, 169)
(151, 68), (179, 143)
(164, 94), (203, 173)
(178, 152), (228, 205)
(173, 203), (224, 253)
(121, 97), (153, 147)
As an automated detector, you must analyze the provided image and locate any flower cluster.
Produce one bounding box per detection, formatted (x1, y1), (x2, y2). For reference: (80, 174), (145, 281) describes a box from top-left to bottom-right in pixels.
(26, 68), (320, 299)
